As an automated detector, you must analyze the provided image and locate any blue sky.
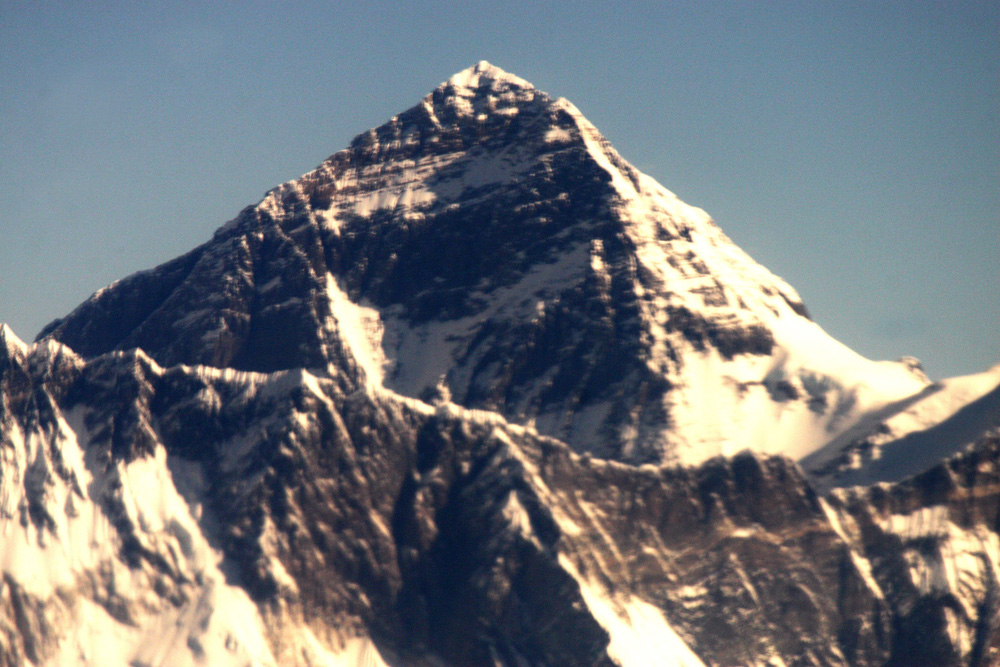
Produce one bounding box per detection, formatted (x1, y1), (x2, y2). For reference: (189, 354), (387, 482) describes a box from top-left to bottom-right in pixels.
(1, 1), (997, 379)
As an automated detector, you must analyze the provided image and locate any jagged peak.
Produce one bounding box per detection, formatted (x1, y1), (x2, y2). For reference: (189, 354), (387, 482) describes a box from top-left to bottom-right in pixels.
(440, 60), (534, 93)
(0, 323), (27, 359)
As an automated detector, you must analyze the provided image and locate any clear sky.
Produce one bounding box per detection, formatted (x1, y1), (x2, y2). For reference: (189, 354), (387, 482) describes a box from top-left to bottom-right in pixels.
(1, 1), (997, 379)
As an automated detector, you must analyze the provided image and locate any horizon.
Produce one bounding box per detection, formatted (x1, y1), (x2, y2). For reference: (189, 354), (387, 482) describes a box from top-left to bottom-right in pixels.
(2, 2), (997, 379)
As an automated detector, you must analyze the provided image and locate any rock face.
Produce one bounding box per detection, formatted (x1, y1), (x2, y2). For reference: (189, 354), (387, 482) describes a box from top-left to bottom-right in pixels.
(2, 63), (998, 665)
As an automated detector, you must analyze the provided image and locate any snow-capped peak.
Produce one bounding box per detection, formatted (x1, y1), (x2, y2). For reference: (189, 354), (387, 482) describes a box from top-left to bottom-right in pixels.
(35, 62), (934, 468)
(8, 63), (1000, 667)
(0, 323), (27, 359)
(441, 60), (534, 92)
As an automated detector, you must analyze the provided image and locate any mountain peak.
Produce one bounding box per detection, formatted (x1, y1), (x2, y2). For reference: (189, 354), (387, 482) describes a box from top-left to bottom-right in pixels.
(0, 323), (27, 360)
(6, 64), (997, 667)
(440, 60), (534, 93)
(36, 63), (930, 466)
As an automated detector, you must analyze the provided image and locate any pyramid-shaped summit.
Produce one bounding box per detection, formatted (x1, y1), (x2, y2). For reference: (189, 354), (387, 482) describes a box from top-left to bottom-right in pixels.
(39, 62), (929, 465)
(442, 59), (535, 89)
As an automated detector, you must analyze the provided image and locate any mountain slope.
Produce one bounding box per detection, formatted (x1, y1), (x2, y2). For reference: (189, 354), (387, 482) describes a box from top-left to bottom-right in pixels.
(38, 61), (930, 467)
(3, 322), (1000, 666)
(805, 363), (1000, 489)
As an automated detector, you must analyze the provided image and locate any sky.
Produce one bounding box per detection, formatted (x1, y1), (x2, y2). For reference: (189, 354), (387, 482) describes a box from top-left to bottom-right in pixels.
(1, 1), (997, 380)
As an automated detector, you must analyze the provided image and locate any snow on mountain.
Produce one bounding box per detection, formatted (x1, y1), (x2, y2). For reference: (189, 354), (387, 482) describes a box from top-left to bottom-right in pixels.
(0, 334), (996, 666)
(805, 363), (1000, 489)
(0, 341), (277, 666)
(559, 555), (707, 667)
(0, 324), (27, 361)
(825, 436), (1000, 665)
(37, 61), (931, 469)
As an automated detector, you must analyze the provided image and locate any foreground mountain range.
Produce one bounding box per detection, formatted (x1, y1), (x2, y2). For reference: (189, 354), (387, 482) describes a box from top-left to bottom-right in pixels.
(2, 62), (998, 666)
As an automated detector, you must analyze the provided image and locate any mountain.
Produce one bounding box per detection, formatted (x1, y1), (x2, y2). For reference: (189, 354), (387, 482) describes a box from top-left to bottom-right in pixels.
(37, 61), (930, 467)
(2, 62), (998, 666)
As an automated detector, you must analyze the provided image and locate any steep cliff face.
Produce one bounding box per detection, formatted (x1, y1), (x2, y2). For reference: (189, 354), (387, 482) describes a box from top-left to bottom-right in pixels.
(3, 63), (997, 666)
(830, 434), (1000, 667)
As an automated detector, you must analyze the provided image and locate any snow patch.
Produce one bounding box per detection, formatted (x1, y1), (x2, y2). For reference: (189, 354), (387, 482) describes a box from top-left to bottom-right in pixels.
(544, 126), (573, 144)
(820, 499), (885, 600)
(326, 274), (388, 388)
(559, 556), (706, 667)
